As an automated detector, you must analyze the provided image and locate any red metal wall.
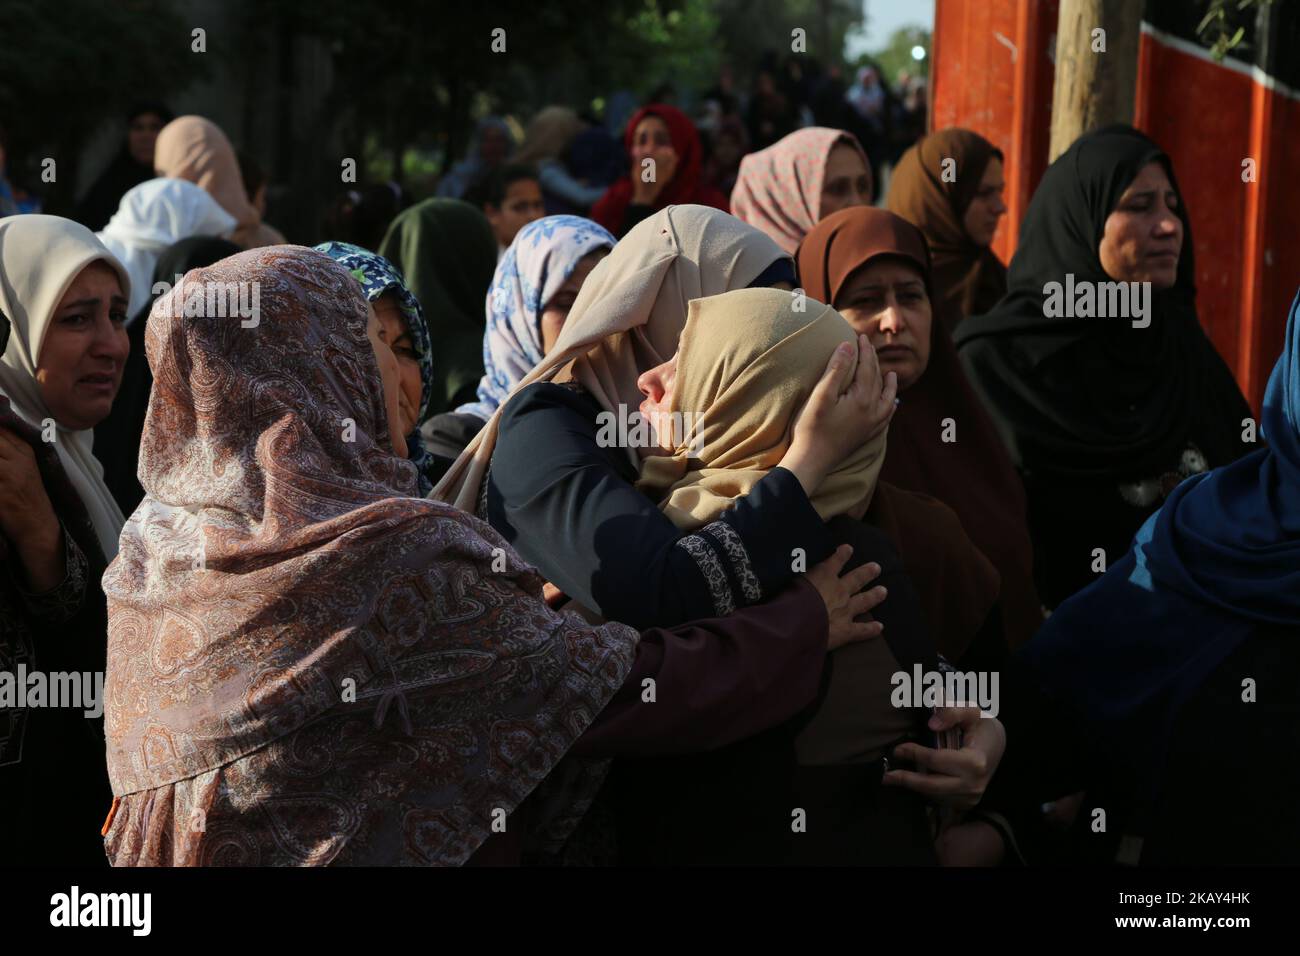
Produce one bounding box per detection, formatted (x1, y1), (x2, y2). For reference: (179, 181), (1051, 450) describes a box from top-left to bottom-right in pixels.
(930, 0), (1059, 265)
(930, 0), (1298, 410)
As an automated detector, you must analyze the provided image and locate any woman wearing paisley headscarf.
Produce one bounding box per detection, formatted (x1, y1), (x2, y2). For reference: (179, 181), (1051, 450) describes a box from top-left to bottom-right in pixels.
(420, 216), (615, 475)
(954, 125), (1254, 610)
(315, 241), (441, 495)
(729, 126), (873, 254)
(886, 128), (1009, 333)
(0, 215), (132, 866)
(436, 206), (894, 632)
(378, 198), (499, 414)
(100, 244), (875, 866)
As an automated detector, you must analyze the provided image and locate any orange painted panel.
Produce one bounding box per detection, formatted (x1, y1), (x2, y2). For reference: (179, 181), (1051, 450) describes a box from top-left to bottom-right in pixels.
(931, 0), (1059, 264)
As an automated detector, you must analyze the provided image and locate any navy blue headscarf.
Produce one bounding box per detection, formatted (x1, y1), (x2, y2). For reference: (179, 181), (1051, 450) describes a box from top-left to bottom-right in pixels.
(1019, 286), (1300, 789)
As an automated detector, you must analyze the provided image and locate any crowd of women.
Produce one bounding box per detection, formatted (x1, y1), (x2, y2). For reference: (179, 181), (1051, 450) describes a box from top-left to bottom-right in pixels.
(1, 100), (1296, 868)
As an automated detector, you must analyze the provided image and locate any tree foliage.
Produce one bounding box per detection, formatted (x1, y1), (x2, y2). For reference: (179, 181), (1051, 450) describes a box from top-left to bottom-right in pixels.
(0, 0), (207, 208)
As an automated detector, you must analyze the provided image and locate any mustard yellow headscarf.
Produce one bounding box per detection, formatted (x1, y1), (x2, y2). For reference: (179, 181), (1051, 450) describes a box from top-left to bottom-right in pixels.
(636, 287), (886, 529)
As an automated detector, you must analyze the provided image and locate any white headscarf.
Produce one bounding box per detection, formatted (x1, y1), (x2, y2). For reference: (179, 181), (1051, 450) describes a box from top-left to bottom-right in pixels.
(97, 178), (237, 316)
(0, 214), (130, 558)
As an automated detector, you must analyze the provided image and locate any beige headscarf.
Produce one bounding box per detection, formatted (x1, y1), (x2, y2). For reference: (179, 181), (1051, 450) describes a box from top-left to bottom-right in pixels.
(0, 214), (130, 558)
(154, 116), (286, 249)
(432, 204), (789, 511)
(514, 106), (587, 164)
(637, 287), (885, 528)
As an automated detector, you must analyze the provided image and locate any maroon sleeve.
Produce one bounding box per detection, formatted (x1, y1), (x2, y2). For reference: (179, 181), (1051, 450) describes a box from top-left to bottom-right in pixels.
(571, 578), (828, 758)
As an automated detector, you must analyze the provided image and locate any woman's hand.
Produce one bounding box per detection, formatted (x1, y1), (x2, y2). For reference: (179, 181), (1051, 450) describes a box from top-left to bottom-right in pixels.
(804, 544), (886, 651)
(782, 335), (898, 496)
(0, 427), (64, 591)
(883, 707), (1007, 811)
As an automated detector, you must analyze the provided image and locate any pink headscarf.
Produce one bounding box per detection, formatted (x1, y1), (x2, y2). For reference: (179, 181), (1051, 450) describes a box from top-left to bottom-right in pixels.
(154, 116), (286, 249)
(103, 245), (638, 865)
(729, 127), (872, 253)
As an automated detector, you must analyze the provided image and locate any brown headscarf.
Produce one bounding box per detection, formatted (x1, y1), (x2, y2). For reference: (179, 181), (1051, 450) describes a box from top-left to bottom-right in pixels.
(885, 128), (1007, 332)
(154, 116), (286, 249)
(797, 206), (1043, 649)
(102, 246), (638, 866)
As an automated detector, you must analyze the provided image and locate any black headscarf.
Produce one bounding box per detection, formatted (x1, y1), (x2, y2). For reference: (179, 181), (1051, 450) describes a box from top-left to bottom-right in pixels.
(93, 236), (241, 513)
(953, 125), (1251, 483)
(74, 102), (174, 231)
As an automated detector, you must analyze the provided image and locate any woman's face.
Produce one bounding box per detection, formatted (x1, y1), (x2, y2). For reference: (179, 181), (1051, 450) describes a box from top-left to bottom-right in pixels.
(834, 258), (932, 391)
(633, 275), (792, 459)
(630, 116), (678, 186)
(635, 352), (679, 459)
(1098, 161), (1183, 288)
(539, 249), (608, 354)
(820, 143), (872, 218)
(372, 292), (422, 439)
(364, 299), (408, 458)
(36, 261), (130, 430)
(478, 125), (509, 167)
(962, 156), (1007, 247)
(128, 112), (166, 167)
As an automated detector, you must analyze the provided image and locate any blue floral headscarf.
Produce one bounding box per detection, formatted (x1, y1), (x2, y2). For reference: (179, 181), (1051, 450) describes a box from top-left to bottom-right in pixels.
(456, 216), (615, 422)
(314, 240), (438, 492)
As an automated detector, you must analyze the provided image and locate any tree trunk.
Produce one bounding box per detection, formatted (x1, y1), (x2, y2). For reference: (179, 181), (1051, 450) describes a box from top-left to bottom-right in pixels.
(1049, 0), (1142, 162)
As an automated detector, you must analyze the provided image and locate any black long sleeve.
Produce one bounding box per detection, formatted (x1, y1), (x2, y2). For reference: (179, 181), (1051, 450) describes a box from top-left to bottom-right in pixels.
(486, 382), (834, 629)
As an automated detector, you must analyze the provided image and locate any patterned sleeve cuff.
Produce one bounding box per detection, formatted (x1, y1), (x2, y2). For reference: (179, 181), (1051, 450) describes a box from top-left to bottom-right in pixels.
(15, 524), (88, 624)
(673, 520), (763, 617)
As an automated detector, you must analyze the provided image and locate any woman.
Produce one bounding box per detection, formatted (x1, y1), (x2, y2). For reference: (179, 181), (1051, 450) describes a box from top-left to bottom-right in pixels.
(0, 123), (41, 216)
(700, 114), (748, 198)
(0, 214), (132, 866)
(730, 126), (873, 253)
(797, 206), (1043, 649)
(95, 236), (242, 514)
(886, 128), (1009, 332)
(999, 287), (1300, 864)
(421, 215), (616, 473)
(315, 241), (440, 495)
(377, 198), (498, 415)
(96, 178), (238, 316)
(436, 116), (514, 200)
(154, 115), (286, 249)
(100, 245), (878, 866)
(590, 104), (728, 238)
(954, 125), (1254, 610)
(514, 106), (606, 214)
(436, 205), (886, 630)
(435, 206), (908, 864)
(75, 102), (174, 231)
(631, 287), (1008, 864)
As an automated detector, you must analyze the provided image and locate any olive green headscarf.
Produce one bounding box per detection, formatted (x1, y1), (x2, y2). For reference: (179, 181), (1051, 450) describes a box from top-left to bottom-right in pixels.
(377, 198), (498, 413)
